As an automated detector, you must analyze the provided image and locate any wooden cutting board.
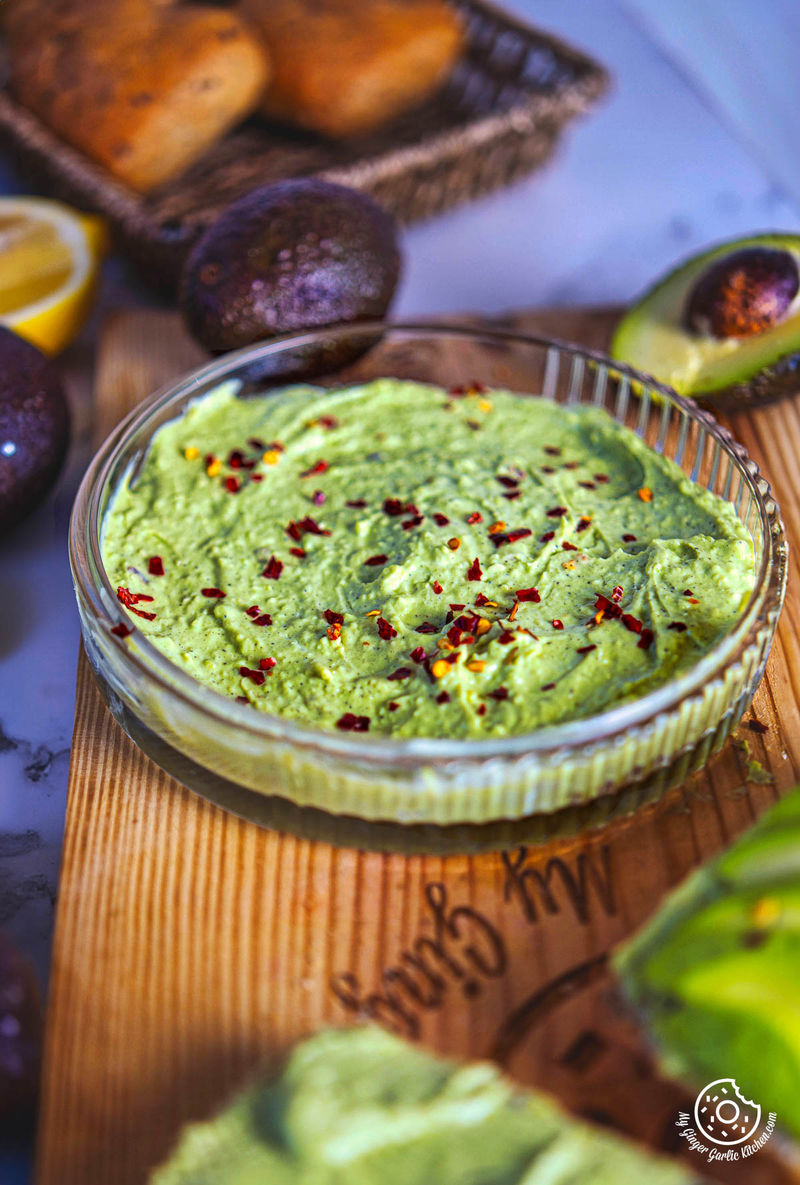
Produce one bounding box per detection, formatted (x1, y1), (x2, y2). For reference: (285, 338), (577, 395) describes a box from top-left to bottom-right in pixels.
(36, 309), (800, 1185)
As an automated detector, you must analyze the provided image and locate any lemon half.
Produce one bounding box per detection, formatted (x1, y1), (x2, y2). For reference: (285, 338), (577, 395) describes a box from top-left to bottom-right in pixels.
(0, 197), (107, 355)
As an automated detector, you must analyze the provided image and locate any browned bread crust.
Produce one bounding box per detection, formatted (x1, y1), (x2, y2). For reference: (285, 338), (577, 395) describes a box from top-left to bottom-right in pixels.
(239, 0), (464, 139)
(4, 0), (270, 192)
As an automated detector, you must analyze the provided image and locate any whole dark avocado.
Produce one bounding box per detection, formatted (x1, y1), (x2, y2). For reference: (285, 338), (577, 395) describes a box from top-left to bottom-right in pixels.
(0, 326), (70, 537)
(612, 232), (800, 407)
(180, 179), (401, 356)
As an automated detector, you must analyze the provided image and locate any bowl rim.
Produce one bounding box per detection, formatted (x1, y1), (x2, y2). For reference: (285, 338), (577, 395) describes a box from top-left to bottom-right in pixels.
(69, 319), (788, 766)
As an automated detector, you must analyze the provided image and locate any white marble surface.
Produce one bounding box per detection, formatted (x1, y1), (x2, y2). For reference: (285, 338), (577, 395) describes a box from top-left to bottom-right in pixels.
(2, 0), (800, 1005)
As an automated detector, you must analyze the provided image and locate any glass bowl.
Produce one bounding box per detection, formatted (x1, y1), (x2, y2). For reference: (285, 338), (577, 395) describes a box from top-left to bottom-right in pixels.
(69, 323), (787, 831)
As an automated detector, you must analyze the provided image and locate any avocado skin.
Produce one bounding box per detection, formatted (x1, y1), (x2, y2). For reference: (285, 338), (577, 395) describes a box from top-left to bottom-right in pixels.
(0, 326), (69, 537)
(180, 179), (401, 355)
(611, 232), (800, 409)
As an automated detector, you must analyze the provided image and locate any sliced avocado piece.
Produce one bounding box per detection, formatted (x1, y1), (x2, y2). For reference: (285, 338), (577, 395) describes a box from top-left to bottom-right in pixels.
(615, 787), (800, 1139)
(611, 233), (800, 405)
(150, 1027), (705, 1184)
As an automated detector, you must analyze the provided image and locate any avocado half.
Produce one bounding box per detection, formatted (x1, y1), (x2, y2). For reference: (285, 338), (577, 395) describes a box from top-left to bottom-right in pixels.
(611, 233), (800, 407)
(615, 787), (800, 1139)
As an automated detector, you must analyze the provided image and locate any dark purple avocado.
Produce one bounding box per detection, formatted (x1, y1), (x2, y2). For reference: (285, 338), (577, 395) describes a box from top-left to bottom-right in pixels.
(0, 326), (70, 537)
(180, 179), (401, 354)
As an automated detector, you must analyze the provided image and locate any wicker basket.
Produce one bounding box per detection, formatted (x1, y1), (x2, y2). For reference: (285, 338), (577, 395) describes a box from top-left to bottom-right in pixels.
(0, 1), (607, 290)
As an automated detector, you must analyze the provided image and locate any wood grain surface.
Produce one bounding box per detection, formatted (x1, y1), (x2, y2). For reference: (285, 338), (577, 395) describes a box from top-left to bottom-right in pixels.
(36, 309), (800, 1185)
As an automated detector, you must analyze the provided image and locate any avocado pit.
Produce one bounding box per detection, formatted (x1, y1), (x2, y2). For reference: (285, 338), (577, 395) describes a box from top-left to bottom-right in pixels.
(684, 246), (798, 339)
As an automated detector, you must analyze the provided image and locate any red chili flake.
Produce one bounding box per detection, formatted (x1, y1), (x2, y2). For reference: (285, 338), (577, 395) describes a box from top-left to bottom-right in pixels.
(595, 474), (609, 483)
(476, 704), (487, 716)
(336, 712), (370, 732)
(387, 667), (412, 681)
(474, 592), (493, 606)
(324, 610), (344, 626)
(436, 691), (451, 704)
(503, 491), (521, 501)
(668, 621), (687, 632)
(204, 453), (216, 467)
(228, 450), (245, 468)
(546, 506), (568, 518)
(508, 602), (519, 622)
(683, 589), (694, 597)
(364, 554), (388, 566)
(540, 530), (556, 543)
(327, 622), (342, 641)
(116, 586), (154, 607)
(552, 619), (564, 630)
(489, 686), (509, 701)
(311, 489), (326, 506)
(466, 511), (483, 524)
(388, 702), (400, 711)
(383, 497), (404, 516)
(251, 474), (264, 483)
(564, 461), (579, 470)
(450, 603), (466, 611)
(496, 475), (519, 489)
(637, 628), (655, 650)
(148, 556), (164, 576)
(318, 415), (339, 429)
(576, 643), (597, 655)
(578, 481), (596, 490)
(225, 476), (241, 494)
(200, 587), (226, 599)
(377, 616), (397, 640)
(748, 719), (769, 734)
(286, 520), (302, 541)
(248, 438), (266, 451)
(541, 466), (556, 475)
(621, 612), (642, 634)
(516, 587), (541, 603)
(262, 556), (283, 580)
(432, 581), (443, 595)
(612, 586), (624, 603)
(622, 533), (637, 543)
(111, 622), (133, 638)
(298, 516), (331, 536)
(562, 541), (578, 552)
(467, 557), (483, 581)
(254, 614), (272, 627)
(576, 517), (592, 533)
(300, 460), (329, 478)
(544, 446), (561, 456)
(236, 695), (249, 704)
(432, 513), (450, 526)
(415, 621), (438, 634)
(402, 514), (424, 530)
(239, 665), (265, 685)
(498, 630), (516, 644)
(541, 682), (556, 691)
(246, 605), (260, 618)
(290, 547), (306, 558)
(492, 527), (532, 549)
(410, 646), (427, 663)
(259, 657), (277, 671)
(346, 499), (368, 508)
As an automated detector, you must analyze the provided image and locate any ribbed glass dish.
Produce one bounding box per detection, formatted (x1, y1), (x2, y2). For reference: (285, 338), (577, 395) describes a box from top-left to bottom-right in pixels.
(69, 323), (787, 833)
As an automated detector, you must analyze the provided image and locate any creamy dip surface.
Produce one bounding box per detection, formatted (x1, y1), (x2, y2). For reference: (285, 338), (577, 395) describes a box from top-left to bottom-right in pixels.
(101, 379), (754, 739)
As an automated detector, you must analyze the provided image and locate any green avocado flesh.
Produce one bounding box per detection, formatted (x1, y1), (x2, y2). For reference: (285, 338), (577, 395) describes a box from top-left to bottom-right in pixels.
(615, 788), (800, 1138)
(150, 1027), (702, 1184)
(611, 233), (800, 397)
(101, 379), (753, 739)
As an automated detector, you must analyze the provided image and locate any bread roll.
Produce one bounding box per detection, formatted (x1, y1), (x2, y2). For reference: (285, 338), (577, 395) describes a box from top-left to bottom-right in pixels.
(239, 0), (464, 139)
(4, 0), (270, 192)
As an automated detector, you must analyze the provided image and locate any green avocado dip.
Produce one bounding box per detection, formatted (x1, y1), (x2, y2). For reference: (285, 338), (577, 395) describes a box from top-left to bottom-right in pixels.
(101, 379), (754, 739)
(150, 1027), (702, 1184)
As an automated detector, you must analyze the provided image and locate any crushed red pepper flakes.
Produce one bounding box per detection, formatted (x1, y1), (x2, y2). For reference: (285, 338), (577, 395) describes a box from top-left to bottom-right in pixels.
(637, 628), (655, 650)
(546, 506), (568, 518)
(287, 516), (331, 540)
(552, 619), (564, 630)
(324, 610), (344, 626)
(436, 690), (451, 704)
(377, 616), (397, 640)
(683, 589), (694, 597)
(576, 517), (592, 533)
(595, 474), (609, 483)
(489, 686), (509, 701)
(748, 718), (769, 734)
(248, 437), (266, 451)
(496, 475), (520, 489)
(402, 514), (424, 530)
(447, 537), (461, 551)
(312, 490), (326, 506)
(508, 602), (519, 622)
(578, 481), (596, 490)
(327, 622), (342, 641)
(410, 646), (427, 663)
(148, 555), (164, 576)
(383, 497), (404, 516)
(262, 556), (283, 580)
(388, 702), (400, 711)
(318, 415), (339, 429)
(542, 466), (556, 475)
(236, 695), (249, 704)
(259, 657), (277, 671)
(622, 533), (637, 543)
(449, 603), (465, 611)
(497, 630), (516, 644)
(476, 704), (487, 716)
(563, 461), (579, 470)
(474, 592), (496, 607)
(117, 586), (154, 606)
(239, 665), (265, 685)
(415, 622), (438, 634)
(492, 527), (532, 549)
(541, 682), (556, 691)
(225, 476), (241, 494)
(200, 587), (226, 599)
(668, 621), (688, 632)
(612, 586), (624, 602)
(503, 491), (521, 501)
(638, 486), (653, 502)
(466, 557), (483, 581)
(488, 520), (506, 535)
(432, 581), (444, 595)
(290, 547), (306, 558)
(466, 511), (483, 524)
(387, 667), (412, 681)
(253, 614), (271, 627)
(300, 459), (329, 478)
(540, 530), (555, 543)
(544, 446), (561, 456)
(251, 474), (264, 483)
(364, 554), (388, 566)
(346, 499), (368, 508)
(576, 643), (597, 655)
(433, 513), (450, 526)
(337, 712), (370, 732)
(111, 622), (133, 638)
(562, 541), (578, 552)
(516, 587), (540, 603)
